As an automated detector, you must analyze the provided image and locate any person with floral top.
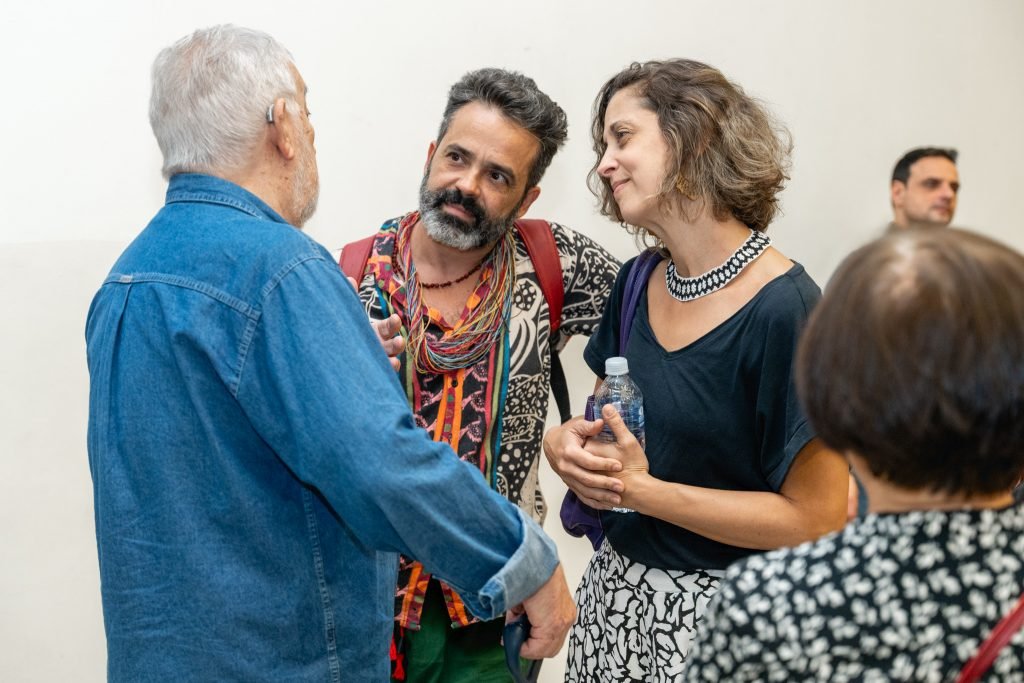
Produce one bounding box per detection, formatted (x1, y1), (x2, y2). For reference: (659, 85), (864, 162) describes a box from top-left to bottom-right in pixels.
(684, 227), (1024, 681)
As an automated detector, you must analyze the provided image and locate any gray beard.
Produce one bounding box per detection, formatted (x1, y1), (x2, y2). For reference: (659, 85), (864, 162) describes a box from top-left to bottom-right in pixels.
(418, 175), (517, 250)
(293, 184), (319, 228)
(291, 145), (319, 228)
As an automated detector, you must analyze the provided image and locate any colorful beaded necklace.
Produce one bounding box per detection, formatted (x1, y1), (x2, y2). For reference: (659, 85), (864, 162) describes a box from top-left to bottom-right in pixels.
(394, 216), (516, 374)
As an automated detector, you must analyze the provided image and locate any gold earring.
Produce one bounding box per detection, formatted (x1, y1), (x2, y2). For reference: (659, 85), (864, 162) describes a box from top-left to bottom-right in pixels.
(675, 176), (696, 200)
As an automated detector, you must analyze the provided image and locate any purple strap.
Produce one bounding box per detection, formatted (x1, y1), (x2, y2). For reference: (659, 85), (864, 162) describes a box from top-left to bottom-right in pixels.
(618, 250), (663, 353)
(559, 250), (663, 550)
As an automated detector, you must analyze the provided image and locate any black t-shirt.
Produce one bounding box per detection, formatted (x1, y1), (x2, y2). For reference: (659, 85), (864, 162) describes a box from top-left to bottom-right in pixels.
(583, 258), (820, 570)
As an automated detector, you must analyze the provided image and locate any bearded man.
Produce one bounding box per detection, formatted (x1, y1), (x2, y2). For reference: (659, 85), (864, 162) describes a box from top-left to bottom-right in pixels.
(343, 68), (620, 681)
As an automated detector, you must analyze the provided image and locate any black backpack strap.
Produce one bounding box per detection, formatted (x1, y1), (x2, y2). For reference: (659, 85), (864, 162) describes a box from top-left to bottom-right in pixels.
(549, 351), (571, 424)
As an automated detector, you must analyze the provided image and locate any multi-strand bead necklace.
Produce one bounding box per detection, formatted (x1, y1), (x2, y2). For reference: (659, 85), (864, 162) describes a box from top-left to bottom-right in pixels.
(393, 220), (515, 374)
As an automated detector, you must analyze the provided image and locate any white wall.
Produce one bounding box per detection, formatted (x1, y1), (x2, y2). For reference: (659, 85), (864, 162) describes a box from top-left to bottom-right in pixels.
(2, 1), (1022, 680)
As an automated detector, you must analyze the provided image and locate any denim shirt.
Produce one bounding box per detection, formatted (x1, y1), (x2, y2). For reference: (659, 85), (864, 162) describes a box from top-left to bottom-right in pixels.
(85, 174), (558, 682)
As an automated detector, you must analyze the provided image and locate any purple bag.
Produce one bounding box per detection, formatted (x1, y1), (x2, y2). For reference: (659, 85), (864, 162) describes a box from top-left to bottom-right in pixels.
(559, 250), (663, 549)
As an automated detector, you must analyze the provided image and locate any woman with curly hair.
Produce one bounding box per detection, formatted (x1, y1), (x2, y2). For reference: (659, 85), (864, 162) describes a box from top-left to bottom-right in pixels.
(543, 59), (848, 681)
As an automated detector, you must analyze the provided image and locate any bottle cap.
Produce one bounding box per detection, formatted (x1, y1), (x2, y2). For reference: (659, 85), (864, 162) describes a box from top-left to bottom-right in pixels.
(605, 356), (629, 375)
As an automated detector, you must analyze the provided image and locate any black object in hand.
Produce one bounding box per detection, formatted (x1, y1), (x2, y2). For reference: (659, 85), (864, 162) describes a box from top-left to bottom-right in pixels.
(503, 614), (542, 683)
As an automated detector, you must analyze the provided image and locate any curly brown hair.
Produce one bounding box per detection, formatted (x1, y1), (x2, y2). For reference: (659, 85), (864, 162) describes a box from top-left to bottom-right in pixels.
(589, 59), (792, 243)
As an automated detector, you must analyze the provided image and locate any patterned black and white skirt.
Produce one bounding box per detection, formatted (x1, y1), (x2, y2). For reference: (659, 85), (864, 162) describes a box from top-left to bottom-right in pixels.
(565, 540), (724, 683)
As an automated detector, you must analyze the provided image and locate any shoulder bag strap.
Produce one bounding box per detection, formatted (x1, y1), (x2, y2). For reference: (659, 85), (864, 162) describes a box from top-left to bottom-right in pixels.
(618, 249), (663, 353)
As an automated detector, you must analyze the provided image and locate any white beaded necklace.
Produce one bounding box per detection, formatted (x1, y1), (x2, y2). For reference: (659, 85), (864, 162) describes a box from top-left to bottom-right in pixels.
(665, 230), (771, 302)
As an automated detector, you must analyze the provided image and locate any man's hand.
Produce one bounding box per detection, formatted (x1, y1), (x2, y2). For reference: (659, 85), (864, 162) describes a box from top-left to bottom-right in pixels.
(345, 275), (405, 371)
(508, 563), (575, 659)
(371, 314), (405, 371)
(542, 417), (623, 509)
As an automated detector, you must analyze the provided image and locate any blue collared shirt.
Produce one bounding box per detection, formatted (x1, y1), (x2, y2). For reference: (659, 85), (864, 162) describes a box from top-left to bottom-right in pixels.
(86, 174), (558, 681)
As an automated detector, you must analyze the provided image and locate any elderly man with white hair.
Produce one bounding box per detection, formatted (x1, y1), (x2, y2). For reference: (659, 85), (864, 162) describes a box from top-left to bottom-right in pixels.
(85, 24), (573, 681)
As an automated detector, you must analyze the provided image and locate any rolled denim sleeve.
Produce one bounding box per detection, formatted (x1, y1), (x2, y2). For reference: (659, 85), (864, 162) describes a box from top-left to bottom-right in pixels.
(460, 508), (558, 618)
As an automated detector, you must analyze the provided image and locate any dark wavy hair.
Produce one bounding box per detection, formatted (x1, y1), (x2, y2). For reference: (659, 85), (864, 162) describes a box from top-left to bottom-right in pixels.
(437, 68), (568, 189)
(589, 59), (791, 245)
(892, 146), (958, 184)
(797, 228), (1024, 496)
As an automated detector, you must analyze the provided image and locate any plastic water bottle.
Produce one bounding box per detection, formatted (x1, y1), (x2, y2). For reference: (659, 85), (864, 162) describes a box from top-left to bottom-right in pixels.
(592, 356), (644, 513)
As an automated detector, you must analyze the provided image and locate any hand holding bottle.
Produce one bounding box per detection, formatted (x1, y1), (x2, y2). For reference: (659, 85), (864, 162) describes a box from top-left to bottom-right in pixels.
(543, 415), (624, 510)
(592, 357), (645, 447)
(588, 402), (650, 486)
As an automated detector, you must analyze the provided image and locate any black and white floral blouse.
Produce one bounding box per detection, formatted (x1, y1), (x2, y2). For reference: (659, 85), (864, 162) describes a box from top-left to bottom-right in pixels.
(684, 501), (1024, 682)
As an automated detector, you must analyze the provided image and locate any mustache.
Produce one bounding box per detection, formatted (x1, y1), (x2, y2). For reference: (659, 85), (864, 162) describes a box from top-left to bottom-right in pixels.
(429, 188), (486, 225)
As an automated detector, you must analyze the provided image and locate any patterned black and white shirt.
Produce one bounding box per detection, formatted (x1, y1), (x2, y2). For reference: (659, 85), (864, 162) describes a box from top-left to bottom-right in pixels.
(684, 502), (1024, 682)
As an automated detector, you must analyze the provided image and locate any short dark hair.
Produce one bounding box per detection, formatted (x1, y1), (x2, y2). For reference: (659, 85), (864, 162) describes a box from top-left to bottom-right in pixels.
(796, 228), (1024, 496)
(589, 59), (791, 240)
(891, 147), (958, 184)
(436, 68), (568, 189)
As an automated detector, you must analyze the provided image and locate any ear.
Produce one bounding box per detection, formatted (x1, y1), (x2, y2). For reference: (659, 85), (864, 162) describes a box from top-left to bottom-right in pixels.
(269, 98), (298, 162)
(424, 141), (437, 175)
(515, 186), (542, 219)
(890, 180), (905, 208)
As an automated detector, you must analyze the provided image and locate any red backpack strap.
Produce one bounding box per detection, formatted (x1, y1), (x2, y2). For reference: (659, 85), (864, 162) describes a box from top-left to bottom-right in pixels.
(956, 593), (1024, 683)
(515, 219), (563, 334)
(515, 219), (572, 423)
(338, 234), (376, 282)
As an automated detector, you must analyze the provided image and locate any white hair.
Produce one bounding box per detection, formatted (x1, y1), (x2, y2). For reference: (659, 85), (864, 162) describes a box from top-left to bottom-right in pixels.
(149, 25), (297, 179)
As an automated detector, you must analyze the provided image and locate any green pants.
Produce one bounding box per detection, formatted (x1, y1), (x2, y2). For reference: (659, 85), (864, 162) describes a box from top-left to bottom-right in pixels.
(396, 580), (520, 683)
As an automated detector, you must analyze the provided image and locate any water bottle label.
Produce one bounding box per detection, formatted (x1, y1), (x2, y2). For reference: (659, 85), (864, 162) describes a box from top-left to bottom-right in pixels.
(595, 399), (645, 447)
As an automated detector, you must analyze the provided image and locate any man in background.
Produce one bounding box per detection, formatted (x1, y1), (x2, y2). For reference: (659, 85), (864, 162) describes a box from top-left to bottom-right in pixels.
(890, 147), (960, 229)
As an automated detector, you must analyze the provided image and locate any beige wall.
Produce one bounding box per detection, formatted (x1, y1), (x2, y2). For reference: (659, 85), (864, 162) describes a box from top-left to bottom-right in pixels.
(2, 1), (1023, 680)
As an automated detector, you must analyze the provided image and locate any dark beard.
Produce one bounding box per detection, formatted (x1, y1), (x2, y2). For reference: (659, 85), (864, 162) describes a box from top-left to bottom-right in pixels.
(418, 174), (519, 250)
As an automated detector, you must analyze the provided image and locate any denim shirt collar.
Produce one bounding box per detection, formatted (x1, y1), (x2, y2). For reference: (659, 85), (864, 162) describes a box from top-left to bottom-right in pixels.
(165, 173), (289, 224)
